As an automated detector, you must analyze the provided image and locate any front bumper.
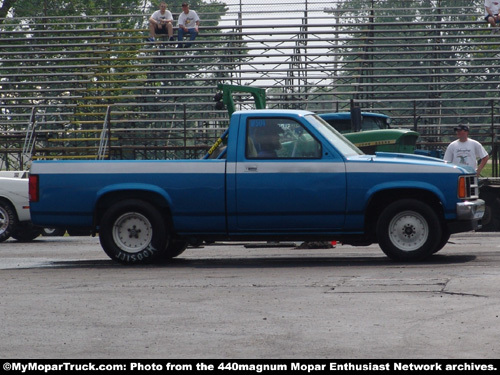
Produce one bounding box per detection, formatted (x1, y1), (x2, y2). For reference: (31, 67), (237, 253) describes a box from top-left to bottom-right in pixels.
(448, 199), (485, 234)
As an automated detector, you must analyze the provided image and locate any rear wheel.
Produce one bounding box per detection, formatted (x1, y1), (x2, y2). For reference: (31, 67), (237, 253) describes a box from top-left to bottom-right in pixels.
(158, 240), (188, 262)
(41, 227), (66, 237)
(67, 228), (91, 236)
(377, 199), (441, 261)
(0, 201), (17, 242)
(11, 222), (41, 242)
(99, 199), (168, 265)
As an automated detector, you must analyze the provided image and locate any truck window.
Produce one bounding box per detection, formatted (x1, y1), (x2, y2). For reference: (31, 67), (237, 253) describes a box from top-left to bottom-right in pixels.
(307, 114), (364, 157)
(319, 113), (391, 133)
(246, 117), (321, 159)
(363, 116), (387, 131)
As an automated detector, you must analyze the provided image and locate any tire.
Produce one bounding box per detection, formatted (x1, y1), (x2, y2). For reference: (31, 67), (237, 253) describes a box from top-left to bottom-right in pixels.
(377, 199), (442, 261)
(433, 226), (451, 254)
(159, 240), (188, 262)
(0, 201), (18, 242)
(187, 238), (203, 247)
(478, 189), (500, 232)
(11, 222), (41, 242)
(67, 228), (91, 236)
(41, 227), (66, 237)
(99, 199), (169, 265)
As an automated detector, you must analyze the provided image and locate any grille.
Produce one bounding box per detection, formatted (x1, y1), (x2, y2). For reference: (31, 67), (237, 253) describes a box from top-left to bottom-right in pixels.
(465, 176), (480, 199)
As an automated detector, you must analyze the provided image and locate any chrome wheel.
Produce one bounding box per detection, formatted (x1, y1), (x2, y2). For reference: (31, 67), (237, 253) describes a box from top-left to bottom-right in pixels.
(0, 202), (17, 242)
(0, 205), (10, 234)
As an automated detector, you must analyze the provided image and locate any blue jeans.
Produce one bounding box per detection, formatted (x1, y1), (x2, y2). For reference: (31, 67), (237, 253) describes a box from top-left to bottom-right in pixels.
(177, 28), (198, 48)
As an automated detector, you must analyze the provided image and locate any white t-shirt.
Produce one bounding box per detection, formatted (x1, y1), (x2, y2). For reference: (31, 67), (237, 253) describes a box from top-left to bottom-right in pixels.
(151, 10), (173, 23)
(443, 138), (489, 169)
(178, 10), (200, 29)
(485, 0), (500, 16)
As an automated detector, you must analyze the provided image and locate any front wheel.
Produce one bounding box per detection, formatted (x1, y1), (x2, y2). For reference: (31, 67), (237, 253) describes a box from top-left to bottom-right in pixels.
(377, 199), (442, 261)
(433, 226), (450, 254)
(99, 199), (169, 265)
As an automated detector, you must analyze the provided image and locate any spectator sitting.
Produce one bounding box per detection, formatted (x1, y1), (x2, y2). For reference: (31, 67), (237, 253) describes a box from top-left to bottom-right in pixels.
(485, 0), (500, 33)
(148, 1), (174, 42)
(177, 3), (200, 48)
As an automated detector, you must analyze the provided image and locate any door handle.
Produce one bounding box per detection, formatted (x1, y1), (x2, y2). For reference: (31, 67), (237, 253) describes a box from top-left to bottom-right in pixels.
(245, 165), (258, 172)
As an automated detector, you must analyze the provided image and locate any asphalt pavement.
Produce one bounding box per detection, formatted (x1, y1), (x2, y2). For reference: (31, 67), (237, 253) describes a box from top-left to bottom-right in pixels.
(1, 233), (499, 359)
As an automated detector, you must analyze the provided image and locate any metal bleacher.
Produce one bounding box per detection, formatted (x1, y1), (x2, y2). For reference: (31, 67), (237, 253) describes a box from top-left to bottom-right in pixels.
(0, 0), (499, 173)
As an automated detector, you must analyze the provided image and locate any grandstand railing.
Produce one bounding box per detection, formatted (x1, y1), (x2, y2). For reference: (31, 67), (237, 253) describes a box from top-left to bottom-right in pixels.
(0, 1), (498, 175)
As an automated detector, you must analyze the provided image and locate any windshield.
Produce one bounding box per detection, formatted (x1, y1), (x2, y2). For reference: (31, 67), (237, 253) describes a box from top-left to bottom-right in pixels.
(305, 114), (364, 157)
(363, 116), (389, 130)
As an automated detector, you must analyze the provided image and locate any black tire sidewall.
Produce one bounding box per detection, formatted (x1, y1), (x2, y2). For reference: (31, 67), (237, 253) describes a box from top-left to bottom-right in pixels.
(433, 226), (451, 254)
(478, 188), (500, 231)
(163, 240), (188, 260)
(11, 222), (41, 242)
(99, 199), (168, 264)
(377, 199), (442, 261)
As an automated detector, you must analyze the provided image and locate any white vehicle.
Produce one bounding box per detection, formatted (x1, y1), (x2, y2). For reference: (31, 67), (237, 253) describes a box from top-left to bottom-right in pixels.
(0, 171), (42, 242)
(0, 171), (73, 242)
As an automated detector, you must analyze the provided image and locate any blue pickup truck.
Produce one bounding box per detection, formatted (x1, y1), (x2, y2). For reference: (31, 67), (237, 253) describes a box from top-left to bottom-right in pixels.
(29, 110), (484, 265)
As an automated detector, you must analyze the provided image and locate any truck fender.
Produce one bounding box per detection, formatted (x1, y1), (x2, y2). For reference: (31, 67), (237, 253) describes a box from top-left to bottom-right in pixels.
(365, 181), (447, 215)
(94, 183), (173, 227)
(364, 181), (447, 208)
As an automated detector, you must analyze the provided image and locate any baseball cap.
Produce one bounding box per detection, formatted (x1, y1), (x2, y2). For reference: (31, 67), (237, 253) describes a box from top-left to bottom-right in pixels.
(454, 124), (469, 131)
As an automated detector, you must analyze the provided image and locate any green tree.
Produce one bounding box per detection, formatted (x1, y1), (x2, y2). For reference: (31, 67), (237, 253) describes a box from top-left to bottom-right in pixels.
(322, 0), (495, 128)
(1, 0), (233, 122)
(1, 0), (246, 163)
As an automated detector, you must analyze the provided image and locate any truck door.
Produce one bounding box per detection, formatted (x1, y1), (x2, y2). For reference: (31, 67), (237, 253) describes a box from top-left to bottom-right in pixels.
(227, 115), (347, 233)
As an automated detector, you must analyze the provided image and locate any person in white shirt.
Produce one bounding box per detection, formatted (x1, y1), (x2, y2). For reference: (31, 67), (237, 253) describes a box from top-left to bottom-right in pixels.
(177, 3), (200, 48)
(485, 0), (500, 31)
(443, 124), (489, 177)
(148, 2), (174, 42)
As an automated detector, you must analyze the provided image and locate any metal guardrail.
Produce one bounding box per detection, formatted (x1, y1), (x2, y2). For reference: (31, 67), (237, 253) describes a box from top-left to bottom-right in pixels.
(0, 4), (499, 172)
(97, 106), (112, 160)
(20, 107), (38, 170)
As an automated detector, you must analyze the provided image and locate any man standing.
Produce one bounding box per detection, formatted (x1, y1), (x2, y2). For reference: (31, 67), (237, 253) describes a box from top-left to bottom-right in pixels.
(148, 2), (174, 42)
(177, 3), (200, 48)
(444, 124), (489, 177)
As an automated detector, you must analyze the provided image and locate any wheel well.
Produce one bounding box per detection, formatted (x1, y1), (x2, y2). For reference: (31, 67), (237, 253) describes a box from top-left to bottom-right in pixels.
(364, 189), (444, 237)
(94, 190), (172, 229)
